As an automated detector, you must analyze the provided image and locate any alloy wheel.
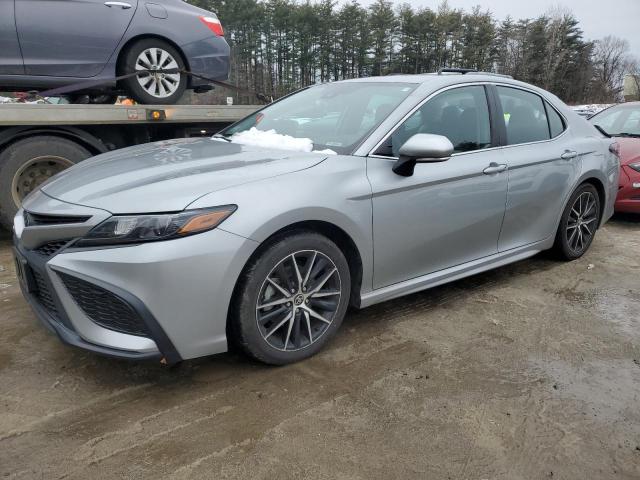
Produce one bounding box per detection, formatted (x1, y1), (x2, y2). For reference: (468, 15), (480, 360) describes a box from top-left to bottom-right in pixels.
(566, 191), (598, 254)
(135, 48), (181, 99)
(256, 250), (342, 352)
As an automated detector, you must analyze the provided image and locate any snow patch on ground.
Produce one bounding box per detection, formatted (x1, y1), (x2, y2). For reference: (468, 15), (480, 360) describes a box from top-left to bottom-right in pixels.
(227, 127), (337, 155)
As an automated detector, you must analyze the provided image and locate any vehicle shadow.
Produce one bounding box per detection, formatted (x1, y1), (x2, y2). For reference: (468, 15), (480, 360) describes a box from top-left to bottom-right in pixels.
(62, 249), (563, 385)
(610, 212), (640, 226)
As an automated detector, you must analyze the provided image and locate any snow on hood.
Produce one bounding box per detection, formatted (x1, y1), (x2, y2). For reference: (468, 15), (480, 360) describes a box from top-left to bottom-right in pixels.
(225, 127), (337, 155)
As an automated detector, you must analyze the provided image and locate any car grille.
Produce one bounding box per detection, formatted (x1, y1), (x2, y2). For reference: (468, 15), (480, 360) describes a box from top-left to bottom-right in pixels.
(32, 270), (59, 318)
(25, 212), (90, 226)
(58, 273), (150, 337)
(34, 240), (70, 257)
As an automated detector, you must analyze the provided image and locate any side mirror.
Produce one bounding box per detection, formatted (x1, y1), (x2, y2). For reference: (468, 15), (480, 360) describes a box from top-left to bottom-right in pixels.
(392, 134), (454, 176)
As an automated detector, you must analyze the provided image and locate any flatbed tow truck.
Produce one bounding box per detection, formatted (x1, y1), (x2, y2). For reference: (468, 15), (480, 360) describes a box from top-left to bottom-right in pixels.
(0, 103), (259, 230)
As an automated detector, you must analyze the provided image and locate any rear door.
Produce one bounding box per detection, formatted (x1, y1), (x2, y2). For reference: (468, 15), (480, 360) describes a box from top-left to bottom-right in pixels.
(0, 0), (24, 74)
(15, 0), (138, 77)
(493, 85), (582, 251)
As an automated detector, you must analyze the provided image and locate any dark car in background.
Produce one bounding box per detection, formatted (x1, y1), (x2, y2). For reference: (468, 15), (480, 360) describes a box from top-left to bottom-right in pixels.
(0, 0), (230, 104)
(590, 102), (640, 214)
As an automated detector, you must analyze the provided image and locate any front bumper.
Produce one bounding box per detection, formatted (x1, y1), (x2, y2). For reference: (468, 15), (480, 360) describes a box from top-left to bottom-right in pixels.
(615, 166), (640, 213)
(14, 193), (258, 362)
(14, 240), (167, 362)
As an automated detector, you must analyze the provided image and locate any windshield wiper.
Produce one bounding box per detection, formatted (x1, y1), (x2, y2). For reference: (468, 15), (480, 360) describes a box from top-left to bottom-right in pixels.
(212, 134), (231, 142)
(593, 125), (610, 138)
(613, 132), (640, 138)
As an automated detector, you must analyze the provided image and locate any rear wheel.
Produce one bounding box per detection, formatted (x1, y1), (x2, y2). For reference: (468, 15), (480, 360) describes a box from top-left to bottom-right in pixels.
(119, 39), (187, 105)
(553, 183), (601, 260)
(0, 136), (90, 230)
(231, 232), (351, 365)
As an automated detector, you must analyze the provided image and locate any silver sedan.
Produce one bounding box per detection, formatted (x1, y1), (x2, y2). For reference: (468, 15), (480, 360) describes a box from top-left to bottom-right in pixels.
(13, 72), (620, 365)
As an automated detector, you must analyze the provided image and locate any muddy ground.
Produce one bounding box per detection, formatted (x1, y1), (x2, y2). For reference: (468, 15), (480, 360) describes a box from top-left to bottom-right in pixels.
(0, 216), (639, 479)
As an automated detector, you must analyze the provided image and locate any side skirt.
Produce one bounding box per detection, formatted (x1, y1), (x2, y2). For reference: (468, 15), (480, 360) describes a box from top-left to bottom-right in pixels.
(359, 239), (551, 308)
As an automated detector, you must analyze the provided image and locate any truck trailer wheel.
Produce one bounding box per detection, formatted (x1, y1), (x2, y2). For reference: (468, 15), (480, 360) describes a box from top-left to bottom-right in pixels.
(0, 136), (91, 230)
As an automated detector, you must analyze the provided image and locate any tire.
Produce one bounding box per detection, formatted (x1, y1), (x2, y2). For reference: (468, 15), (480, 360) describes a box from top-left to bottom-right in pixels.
(553, 183), (601, 260)
(230, 231), (351, 365)
(0, 136), (90, 230)
(119, 38), (187, 105)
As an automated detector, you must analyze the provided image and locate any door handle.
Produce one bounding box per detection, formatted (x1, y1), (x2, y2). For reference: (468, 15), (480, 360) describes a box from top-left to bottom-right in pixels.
(104, 1), (132, 8)
(560, 150), (578, 160)
(483, 163), (507, 175)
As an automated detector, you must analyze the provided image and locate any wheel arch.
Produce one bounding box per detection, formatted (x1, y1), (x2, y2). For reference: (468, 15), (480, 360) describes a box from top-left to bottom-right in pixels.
(228, 219), (365, 329)
(580, 176), (606, 227)
(0, 127), (107, 157)
(554, 171), (608, 235)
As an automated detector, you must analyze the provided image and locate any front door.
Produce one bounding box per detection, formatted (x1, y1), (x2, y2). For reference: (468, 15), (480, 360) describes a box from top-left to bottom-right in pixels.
(15, 0), (138, 77)
(367, 85), (509, 289)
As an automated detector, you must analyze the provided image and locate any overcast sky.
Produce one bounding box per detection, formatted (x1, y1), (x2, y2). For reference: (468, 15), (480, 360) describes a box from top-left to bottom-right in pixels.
(354, 0), (640, 57)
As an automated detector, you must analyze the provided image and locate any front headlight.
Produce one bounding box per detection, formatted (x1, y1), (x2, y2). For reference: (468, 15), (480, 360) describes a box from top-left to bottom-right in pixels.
(75, 205), (237, 247)
(629, 162), (640, 173)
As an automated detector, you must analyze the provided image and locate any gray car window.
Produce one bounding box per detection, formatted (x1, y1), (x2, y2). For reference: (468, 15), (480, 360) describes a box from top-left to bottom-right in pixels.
(375, 85), (492, 157)
(546, 102), (566, 138)
(497, 87), (550, 145)
(221, 82), (417, 155)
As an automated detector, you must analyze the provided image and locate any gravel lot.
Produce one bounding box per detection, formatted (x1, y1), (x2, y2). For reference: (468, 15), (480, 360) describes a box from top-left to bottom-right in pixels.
(1, 216), (639, 479)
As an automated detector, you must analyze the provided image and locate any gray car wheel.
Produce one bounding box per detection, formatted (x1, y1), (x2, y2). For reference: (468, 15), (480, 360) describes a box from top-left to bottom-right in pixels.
(119, 39), (187, 105)
(231, 231), (351, 365)
(554, 183), (601, 260)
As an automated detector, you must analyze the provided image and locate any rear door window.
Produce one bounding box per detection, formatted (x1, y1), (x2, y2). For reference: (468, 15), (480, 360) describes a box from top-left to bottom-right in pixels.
(497, 87), (550, 145)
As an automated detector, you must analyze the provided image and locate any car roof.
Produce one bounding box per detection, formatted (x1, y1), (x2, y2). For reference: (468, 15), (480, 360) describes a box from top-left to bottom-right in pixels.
(338, 73), (551, 95)
(340, 72), (513, 84)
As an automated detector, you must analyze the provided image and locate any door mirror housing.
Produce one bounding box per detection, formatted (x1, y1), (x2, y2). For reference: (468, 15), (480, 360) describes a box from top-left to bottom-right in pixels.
(392, 134), (454, 176)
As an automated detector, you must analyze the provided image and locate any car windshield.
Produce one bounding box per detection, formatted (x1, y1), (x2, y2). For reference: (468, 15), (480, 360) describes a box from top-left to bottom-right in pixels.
(220, 82), (417, 154)
(589, 104), (640, 137)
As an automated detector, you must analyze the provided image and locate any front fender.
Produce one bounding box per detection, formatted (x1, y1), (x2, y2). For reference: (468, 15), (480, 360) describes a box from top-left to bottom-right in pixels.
(188, 157), (375, 294)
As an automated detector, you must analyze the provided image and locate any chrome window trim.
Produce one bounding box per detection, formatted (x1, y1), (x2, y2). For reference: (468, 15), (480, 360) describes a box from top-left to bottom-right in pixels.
(493, 83), (569, 143)
(366, 81), (571, 161)
(492, 82), (569, 129)
(366, 82), (495, 160)
(492, 81), (570, 151)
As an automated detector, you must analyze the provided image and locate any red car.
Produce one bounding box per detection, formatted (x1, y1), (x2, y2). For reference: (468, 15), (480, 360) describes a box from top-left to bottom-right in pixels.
(590, 102), (640, 213)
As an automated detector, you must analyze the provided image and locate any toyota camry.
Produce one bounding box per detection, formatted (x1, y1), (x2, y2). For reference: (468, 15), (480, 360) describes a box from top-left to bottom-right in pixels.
(13, 72), (620, 365)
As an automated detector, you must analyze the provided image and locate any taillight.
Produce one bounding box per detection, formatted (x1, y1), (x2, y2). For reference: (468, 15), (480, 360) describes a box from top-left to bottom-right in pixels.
(609, 142), (620, 158)
(199, 15), (224, 36)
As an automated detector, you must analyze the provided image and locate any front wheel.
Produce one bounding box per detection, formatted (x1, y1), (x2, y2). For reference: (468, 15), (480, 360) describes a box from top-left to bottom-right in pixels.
(553, 183), (601, 260)
(231, 232), (351, 365)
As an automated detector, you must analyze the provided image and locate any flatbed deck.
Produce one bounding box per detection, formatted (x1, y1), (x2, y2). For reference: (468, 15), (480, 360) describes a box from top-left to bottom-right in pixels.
(0, 103), (259, 126)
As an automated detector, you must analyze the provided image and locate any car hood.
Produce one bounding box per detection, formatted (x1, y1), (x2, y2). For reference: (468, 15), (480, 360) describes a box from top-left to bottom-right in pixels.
(615, 137), (640, 166)
(41, 138), (327, 213)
